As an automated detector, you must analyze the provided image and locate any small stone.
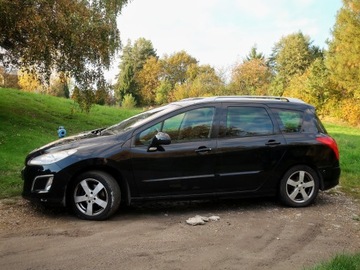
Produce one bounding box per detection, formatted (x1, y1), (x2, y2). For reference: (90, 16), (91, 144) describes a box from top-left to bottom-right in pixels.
(209, 216), (220, 221)
(186, 216), (206, 226)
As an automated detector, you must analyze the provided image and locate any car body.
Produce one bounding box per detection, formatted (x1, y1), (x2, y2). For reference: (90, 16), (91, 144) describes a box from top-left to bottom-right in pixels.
(22, 96), (340, 220)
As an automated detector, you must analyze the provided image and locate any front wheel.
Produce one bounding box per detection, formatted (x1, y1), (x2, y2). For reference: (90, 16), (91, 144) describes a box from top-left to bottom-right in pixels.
(279, 165), (319, 207)
(70, 171), (121, 220)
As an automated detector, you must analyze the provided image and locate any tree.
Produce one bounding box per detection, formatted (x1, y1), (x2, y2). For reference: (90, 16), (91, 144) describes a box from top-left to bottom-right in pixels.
(229, 58), (272, 95)
(136, 56), (162, 105)
(115, 38), (157, 103)
(326, 0), (360, 125)
(244, 45), (265, 62)
(155, 80), (172, 105)
(327, 0), (360, 99)
(116, 63), (138, 105)
(94, 83), (113, 105)
(172, 64), (224, 101)
(18, 69), (45, 93)
(269, 32), (321, 95)
(161, 51), (198, 87)
(121, 38), (157, 72)
(0, 0), (129, 88)
(71, 86), (95, 113)
(47, 72), (71, 98)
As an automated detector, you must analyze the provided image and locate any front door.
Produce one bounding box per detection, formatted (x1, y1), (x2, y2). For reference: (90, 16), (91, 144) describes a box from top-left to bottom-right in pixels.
(130, 107), (218, 197)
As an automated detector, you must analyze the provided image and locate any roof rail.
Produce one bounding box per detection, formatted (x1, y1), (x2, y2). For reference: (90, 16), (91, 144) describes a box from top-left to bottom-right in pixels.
(237, 96), (289, 102)
(215, 96), (290, 102)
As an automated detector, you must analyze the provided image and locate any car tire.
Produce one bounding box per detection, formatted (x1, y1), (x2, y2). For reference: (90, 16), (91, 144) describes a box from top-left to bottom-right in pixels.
(279, 165), (319, 207)
(70, 171), (121, 220)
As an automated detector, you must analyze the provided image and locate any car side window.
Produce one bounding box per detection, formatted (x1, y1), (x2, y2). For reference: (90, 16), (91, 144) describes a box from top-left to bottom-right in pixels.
(222, 106), (273, 137)
(136, 122), (162, 145)
(171, 107), (215, 142)
(272, 109), (304, 133)
(135, 107), (215, 145)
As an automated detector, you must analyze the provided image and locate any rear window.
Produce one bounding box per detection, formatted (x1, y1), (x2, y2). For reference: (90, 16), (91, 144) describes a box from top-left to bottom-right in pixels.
(313, 114), (327, 134)
(272, 109), (304, 133)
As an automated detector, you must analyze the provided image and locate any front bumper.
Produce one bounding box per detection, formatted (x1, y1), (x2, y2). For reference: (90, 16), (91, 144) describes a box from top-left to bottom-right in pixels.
(21, 164), (69, 206)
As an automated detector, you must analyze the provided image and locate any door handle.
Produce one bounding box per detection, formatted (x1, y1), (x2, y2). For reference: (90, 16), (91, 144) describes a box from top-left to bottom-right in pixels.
(265, 140), (281, 146)
(195, 147), (212, 154)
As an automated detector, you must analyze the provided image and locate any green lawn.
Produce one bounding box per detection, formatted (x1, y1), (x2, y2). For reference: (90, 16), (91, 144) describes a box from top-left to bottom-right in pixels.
(325, 123), (360, 199)
(0, 88), (140, 197)
(306, 253), (360, 270)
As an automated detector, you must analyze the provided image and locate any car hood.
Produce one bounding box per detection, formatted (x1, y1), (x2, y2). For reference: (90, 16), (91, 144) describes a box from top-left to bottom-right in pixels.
(26, 128), (126, 161)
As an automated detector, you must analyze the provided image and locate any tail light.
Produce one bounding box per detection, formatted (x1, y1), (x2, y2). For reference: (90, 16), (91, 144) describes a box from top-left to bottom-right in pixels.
(316, 136), (340, 160)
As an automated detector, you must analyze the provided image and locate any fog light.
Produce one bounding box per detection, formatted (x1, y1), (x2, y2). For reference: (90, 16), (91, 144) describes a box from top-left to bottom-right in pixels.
(32, 175), (54, 193)
(45, 176), (53, 191)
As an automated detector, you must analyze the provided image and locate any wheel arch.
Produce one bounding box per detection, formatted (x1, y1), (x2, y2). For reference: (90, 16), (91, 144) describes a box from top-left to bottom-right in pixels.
(278, 163), (321, 207)
(276, 162), (324, 194)
(64, 162), (132, 208)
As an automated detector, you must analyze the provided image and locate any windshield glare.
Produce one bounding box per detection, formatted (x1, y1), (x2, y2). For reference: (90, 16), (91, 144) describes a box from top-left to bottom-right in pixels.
(102, 104), (176, 135)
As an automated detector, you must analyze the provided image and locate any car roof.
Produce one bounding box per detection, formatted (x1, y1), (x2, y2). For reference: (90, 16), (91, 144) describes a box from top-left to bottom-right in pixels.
(173, 96), (313, 109)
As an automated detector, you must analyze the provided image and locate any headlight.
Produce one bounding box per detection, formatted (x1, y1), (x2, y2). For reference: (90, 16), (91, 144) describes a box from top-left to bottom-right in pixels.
(28, 149), (77, 165)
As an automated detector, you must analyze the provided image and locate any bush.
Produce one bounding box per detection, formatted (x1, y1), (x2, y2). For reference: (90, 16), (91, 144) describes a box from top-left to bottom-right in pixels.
(340, 98), (360, 126)
(122, 94), (137, 109)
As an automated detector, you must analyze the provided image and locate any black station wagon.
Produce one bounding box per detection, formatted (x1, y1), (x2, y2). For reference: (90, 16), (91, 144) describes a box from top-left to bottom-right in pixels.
(22, 96), (340, 220)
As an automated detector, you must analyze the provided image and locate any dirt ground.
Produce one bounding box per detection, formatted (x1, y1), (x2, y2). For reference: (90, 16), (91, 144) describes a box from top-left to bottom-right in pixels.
(0, 190), (359, 270)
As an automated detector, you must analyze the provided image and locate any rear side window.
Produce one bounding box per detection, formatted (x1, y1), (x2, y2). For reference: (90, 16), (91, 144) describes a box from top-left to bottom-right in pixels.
(222, 107), (273, 137)
(272, 109), (304, 133)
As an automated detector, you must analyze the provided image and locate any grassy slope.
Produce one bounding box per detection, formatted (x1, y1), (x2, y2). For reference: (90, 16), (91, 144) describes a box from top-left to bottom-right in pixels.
(0, 88), (140, 197)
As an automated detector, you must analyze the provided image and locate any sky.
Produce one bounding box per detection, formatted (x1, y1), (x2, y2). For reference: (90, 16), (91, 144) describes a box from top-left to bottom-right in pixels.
(106, 0), (343, 82)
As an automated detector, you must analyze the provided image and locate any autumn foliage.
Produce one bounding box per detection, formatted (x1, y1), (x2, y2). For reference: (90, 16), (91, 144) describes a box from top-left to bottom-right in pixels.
(1, 0), (360, 125)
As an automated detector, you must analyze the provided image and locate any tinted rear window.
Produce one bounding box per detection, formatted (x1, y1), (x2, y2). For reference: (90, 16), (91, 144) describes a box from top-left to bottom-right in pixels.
(272, 109), (304, 133)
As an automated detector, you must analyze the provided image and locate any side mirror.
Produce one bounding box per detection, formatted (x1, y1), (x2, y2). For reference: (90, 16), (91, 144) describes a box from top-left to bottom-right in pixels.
(148, 132), (171, 152)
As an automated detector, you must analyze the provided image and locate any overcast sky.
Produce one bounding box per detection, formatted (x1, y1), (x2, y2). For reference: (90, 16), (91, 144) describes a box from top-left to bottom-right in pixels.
(106, 0), (343, 81)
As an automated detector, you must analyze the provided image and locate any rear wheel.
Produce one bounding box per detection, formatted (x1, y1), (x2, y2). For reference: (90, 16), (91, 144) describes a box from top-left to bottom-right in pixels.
(70, 171), (121, 220)
(279, 165), (319, 207)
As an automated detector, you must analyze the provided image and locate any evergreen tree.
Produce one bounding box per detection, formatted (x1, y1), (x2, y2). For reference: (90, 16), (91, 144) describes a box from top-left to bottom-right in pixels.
(326, 0), (360, 125)
(116, 38), (157, 104)
(244, 45), (265, 62)
(269, 32), (321, 95)
(327, 0), (360, 99)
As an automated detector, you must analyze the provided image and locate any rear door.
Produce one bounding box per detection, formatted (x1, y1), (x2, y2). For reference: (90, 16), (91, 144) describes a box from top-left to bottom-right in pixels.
(215, 104), (286, 192)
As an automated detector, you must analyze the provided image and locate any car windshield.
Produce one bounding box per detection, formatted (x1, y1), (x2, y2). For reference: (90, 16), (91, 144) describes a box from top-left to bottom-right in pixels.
(101, 104), (177, 135)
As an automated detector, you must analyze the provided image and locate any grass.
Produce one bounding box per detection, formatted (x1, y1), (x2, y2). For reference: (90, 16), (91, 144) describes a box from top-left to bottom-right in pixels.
(306, 253), (360, 270)
(325, 123), (360, 199)
(0, 87), (141, 197)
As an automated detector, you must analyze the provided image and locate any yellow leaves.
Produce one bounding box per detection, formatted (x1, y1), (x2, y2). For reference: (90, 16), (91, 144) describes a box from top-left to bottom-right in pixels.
(230, 59), (272, 95)
(340, 98), (360, 126)
(346, 0), (360, 13)
(18, 69), (44, 93)
(136, 57), (162, 105)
